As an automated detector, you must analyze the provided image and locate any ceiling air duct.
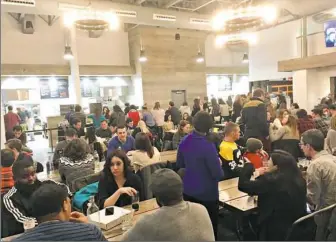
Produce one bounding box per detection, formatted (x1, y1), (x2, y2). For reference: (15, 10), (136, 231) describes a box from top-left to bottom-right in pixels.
(1, 0), (35, 7)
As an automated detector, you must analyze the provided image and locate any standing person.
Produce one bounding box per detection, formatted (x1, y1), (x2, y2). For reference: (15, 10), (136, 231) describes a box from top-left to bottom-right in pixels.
(191, 98), (201, 117)
(1, 149), (15, 194)
(203, 97), (210, 113)
(141, 106), (155, 128)
(227, 95), (233, 108)
(241, 89), (270, 152)
(122, 169), (215, 241)
(219, 98), (230, 123)
(13, 183), (107, 242)
(297, 109), (315, 135)
(88, 108), (105, 129)
(232, 95), (243, 122)
(290, 103), (300, 117)
(124, 103), (131, 115)
(210, 98), (220, 122)
(110, 105), (126, 127)
(70, 105), (86, 129)
(326, 116), (336, 155)
(102, 106), (111, 120)
(97, 150), (142, 209)
(4, 105), (20, 133)
(168, 101), (181, 126)
(64, 105), (75, 123)
(127, 105), (140, 127)
(238, 150), (307, 241)
(16, 107), (27, 131)
(301, 129), (336, 240)
(179, 102), (191, 116)
(311, 108), (329, 137)
(151, 102), (165, 139)
(176, 111), (224, 239)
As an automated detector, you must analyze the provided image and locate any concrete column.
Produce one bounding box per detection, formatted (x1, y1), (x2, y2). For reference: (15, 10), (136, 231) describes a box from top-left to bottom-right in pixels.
(68, 27), (82, 105)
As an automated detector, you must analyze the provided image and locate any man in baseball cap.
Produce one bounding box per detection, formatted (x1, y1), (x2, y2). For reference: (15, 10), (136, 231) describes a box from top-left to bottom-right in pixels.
(123, 169), (215, 241)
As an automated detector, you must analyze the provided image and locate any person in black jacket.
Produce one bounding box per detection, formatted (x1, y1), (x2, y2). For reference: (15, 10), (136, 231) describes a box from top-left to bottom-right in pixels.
(1, 156), (70, 238)
(241, 88), (270, 152)
(168, 101), (181, 126)
(238, 150), (307, 241)
(97, 150), (142, 209)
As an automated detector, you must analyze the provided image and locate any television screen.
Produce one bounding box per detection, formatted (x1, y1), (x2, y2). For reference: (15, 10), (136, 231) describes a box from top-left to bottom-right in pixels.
(324, 20), (336, 48)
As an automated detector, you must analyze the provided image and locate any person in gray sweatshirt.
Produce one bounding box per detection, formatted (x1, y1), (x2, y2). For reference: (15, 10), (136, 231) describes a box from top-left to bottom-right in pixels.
(122, 168), (215, 241)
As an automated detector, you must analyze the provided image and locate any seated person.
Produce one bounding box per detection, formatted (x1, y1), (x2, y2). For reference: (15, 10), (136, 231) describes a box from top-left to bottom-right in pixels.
(270, 115), (300, 142)
(95, 120), (112, 139)
(132, 121), (153, 141)
(6, 139), (32, 161)
(13, 183), (106, 241)
(53, 128), (92, 168)
(219, 122), (245, 179)
(243, 138), (269, 169)
(97, 150), (142, 209)
(107, 126), (135, 156)
(88, 108), (106, 129)
(297, 109), (315, 135)
(59, 139), (94, 185)
(126, 118), (135, 135)
(172, 120), (191, 150)
(12, 125), (27, 146)
(132, 133), (161, 172)
(311, 108), (329, 138)
(72, 118), (85, 138)
(123, 169), (214, 241)
(1, 157), (70, 238)
(238, 150), (307, 241)
(1, 149), (15, 194)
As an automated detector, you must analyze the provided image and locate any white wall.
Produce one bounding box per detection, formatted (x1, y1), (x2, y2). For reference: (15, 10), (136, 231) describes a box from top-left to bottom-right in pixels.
(249, 20), (300, 81)
(76, 30), (130, 66)
(1, 14), (66, 65)
(205, 34), (248, 67)
(1, 13), (130, 66)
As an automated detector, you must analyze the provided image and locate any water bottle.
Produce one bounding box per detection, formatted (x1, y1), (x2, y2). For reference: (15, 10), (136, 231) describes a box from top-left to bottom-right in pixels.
(93, 151), (100, 171)
(87, 196), (100, 223)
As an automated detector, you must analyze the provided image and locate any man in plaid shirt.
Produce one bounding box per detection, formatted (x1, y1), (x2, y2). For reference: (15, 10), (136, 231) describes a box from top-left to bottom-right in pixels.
(311, 108), (329, 138)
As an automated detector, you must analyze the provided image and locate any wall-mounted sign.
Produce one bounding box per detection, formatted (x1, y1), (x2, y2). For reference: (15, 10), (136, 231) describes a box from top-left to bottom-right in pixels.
(40, 77), (69, 99)
(80, 78), (100, 97)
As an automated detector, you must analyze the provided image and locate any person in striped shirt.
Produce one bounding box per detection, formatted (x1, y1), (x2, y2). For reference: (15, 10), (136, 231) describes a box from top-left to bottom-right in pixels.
(13, 183), (106, 241)
(1, 149), (15, 194)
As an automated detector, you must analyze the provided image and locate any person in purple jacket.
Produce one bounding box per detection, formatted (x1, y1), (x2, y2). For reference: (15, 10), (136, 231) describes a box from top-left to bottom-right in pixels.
(177, 111), (224, 239)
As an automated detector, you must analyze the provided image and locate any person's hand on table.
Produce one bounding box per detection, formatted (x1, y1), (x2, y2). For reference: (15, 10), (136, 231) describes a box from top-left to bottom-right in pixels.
(118, 187), (137, 197)
(70, 211), (89, 224)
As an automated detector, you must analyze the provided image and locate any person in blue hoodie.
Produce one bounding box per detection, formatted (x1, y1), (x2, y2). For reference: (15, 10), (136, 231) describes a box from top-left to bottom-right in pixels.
(177, 111), (224, 239)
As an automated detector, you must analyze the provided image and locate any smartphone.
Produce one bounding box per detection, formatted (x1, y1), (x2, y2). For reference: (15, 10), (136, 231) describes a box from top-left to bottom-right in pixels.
(105, 207), (114, 216)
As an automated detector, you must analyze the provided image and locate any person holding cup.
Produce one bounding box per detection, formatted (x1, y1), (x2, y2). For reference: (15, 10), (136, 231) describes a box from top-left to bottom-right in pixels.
(97, 150), (142, 209)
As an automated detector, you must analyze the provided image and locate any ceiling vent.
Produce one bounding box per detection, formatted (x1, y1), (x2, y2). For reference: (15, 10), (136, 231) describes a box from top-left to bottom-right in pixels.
(153, 14), (176, 22)
(1, 0), (35, 7)
(115, 10), (137, 18)
(312, 12), (336, 24)
(190, 18), (210, 25)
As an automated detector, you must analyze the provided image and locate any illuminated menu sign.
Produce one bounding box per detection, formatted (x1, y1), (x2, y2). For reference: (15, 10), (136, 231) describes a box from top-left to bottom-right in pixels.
(40, 77), (69, 99)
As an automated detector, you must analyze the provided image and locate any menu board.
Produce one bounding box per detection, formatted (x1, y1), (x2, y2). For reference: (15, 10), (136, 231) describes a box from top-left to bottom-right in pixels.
(40, 78), (69, 99)
(80, 78), (100, 97)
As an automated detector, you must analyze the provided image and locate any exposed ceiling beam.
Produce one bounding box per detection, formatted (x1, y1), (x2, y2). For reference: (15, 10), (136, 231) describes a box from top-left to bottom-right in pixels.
(135, 0), (146, 5)
(192, 0), (217, 12)
(164, 0), (183, 9)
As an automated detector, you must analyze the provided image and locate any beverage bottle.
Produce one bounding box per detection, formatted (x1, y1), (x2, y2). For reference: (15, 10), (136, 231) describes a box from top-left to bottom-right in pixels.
(87, 196), (100, 223)
(93, 151), (100, 170)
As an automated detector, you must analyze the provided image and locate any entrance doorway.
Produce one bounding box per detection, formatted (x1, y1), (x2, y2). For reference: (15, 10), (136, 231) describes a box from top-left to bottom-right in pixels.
(171, 90), (186, 108)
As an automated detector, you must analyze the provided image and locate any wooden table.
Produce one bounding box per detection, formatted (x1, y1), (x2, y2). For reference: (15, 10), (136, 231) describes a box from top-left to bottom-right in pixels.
(224, 196), (258, 214)
(219, 187), (248, 203)
(218, 178), (238, 191)
(160, 150), (177, 163)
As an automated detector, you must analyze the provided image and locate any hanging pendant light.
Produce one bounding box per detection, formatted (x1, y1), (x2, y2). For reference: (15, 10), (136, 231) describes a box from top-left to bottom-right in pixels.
(196, 45), (204, 63)
(63, 46), (74, 60)
(139, 49), (147, 62)
(242, 53), (249, 63)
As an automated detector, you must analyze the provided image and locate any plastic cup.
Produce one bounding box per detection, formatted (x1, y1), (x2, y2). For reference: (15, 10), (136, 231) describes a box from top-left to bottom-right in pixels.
(121, 210), (134, 231)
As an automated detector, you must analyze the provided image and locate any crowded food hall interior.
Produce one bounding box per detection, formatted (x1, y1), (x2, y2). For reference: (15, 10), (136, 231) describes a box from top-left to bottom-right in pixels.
(1, 0), (336, 241)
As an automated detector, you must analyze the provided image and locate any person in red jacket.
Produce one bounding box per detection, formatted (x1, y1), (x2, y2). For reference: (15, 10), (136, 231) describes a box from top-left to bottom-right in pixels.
(127, 105), (140, 127)
(243, 138), (269, 169)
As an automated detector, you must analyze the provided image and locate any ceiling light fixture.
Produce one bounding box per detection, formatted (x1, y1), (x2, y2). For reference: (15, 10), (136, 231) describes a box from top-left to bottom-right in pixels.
(63, 46), (74, 60)
(215, 32), (257, 47)
(139, 49), (148, 62)
(212, 5), (277, 31)
(63, 3), (119, 31)
(242, 53), (249, 63)
(196, 45), (205, 63)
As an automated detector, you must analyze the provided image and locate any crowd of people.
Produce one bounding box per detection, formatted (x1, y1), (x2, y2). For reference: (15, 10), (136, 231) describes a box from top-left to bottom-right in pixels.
(1, 88), (336, 241)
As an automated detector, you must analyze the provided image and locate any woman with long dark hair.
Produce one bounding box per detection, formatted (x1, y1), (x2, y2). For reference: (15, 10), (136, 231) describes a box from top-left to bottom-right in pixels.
(109, 105), (126, 127)
(132, 132), (161, 172)
(97, 150), (142, 209)
(102, 106), (111, 120)
(172, 120), (191, 150)
(191, 98), (201, 117)
(238, 150), (307, 240)
(232, 95), (243, 122)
